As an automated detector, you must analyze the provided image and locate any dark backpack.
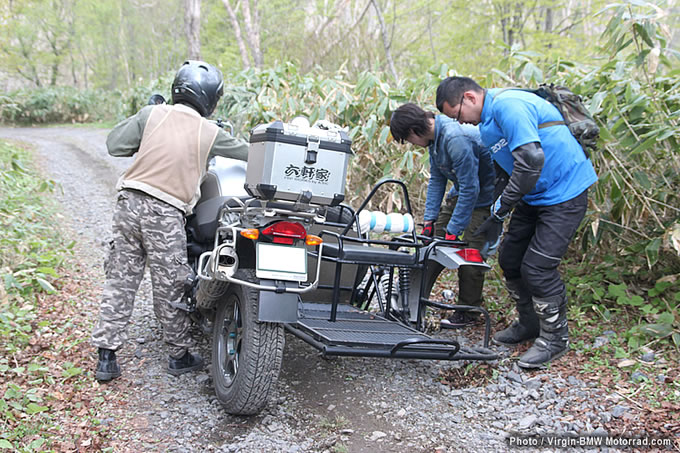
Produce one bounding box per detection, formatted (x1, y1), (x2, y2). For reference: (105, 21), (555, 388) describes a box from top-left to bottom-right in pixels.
(497, 84), (600, 158)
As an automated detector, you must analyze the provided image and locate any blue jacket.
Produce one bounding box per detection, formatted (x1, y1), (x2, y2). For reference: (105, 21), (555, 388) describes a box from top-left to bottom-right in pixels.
(425, 115), (495, 236)
(480, 89), (597, 205)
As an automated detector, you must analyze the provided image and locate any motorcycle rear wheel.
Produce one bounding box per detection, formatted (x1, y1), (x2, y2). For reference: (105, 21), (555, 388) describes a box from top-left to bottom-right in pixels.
(211, 269), (284, 415)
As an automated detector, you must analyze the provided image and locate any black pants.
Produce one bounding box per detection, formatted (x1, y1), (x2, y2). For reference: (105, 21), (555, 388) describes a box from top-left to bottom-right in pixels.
(498, 189), (588, 299)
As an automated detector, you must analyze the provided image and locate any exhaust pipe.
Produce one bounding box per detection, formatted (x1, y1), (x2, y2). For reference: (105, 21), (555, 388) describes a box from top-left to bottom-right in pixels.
(196, 246), (239, 309)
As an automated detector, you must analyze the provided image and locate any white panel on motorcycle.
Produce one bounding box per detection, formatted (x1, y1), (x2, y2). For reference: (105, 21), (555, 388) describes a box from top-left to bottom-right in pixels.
(245, 118), (353, 206)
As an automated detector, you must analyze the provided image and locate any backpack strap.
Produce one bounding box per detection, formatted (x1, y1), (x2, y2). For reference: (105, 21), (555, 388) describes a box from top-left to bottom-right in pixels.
(538, 120), (565, 129)
(492, 88), (566, 130)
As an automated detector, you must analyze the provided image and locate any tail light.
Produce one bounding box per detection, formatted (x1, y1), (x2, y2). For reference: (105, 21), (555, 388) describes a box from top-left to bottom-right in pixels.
(261, 221), (307, 245)
(456, 248), (483, 263)
(241, 221), (324, 246)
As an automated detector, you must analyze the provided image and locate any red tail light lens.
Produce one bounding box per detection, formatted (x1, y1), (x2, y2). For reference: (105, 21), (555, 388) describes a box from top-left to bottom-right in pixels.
(261, 221), (307, 245)
(456, 248), (484, 263)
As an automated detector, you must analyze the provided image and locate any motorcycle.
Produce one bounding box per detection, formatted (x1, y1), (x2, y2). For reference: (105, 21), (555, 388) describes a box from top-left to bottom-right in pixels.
(184, 118), (497, 415)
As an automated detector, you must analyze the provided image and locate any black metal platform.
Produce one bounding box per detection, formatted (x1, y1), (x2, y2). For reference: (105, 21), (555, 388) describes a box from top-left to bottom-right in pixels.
(284, 302), (498, 361)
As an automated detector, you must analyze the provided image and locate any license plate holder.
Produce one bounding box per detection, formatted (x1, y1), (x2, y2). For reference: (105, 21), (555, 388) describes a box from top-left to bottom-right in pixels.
(256, 242), (307, 281)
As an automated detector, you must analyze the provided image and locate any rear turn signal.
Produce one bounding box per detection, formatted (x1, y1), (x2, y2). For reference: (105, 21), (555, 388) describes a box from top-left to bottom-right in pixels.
(456, 248), (483, 263)
(240, 229), (259, 240)
(305, 235), (323, 246)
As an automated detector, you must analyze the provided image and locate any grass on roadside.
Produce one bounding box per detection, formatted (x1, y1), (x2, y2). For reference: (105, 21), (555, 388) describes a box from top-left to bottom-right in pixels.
(0, 140), (114, 452)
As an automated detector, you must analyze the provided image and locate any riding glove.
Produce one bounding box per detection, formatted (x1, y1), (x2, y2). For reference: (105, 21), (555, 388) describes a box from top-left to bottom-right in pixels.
(421, 220), (434, 237)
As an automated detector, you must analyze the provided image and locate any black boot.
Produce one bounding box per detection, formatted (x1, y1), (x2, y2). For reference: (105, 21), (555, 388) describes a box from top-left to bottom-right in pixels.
(518, 292), (569, 369)
(493, 279), (539, 346)
(167, 351), (203, 376)
(95, 348), (121, 382)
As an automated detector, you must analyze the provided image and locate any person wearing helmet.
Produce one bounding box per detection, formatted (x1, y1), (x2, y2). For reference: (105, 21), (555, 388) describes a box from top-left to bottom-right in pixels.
(91, 60), (249, 381)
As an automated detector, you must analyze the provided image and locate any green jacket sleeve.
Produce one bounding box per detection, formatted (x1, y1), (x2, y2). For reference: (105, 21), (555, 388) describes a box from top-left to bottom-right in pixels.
(106, 106), (153, 157)
(209, 128), (249, 162)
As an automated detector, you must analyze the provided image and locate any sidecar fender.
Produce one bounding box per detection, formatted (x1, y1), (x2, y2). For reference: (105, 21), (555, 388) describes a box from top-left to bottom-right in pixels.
(425, 246), (491, 271)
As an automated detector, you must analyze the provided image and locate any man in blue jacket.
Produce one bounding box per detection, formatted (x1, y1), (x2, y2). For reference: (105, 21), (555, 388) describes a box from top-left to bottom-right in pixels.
(436, 76), (597, 368)
(390, 103), (496, 328)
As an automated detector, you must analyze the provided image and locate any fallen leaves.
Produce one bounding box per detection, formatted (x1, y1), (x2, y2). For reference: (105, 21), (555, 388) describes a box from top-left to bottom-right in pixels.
(0, 260), (118, 452)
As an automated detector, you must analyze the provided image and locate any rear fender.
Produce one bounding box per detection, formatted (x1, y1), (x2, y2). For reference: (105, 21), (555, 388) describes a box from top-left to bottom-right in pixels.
(257, 281), (300, 323)
(426, 246), (490, 271)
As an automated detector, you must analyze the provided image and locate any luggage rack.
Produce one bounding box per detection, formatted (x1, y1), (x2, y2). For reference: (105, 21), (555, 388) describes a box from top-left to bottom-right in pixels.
(285, 302), (498, 361)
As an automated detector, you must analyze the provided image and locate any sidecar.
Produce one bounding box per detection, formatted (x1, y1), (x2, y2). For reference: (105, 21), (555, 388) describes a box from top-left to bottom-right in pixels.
(185, 120), (497, 416)
(189, 158), (498, 362)
(284, 178), (498, 362)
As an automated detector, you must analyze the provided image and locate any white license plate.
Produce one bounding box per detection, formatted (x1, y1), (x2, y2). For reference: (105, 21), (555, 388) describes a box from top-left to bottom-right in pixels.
(256, 242), (307, 281)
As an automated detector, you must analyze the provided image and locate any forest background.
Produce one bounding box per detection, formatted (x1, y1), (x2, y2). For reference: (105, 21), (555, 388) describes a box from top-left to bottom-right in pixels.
(0, 0), (679, 356)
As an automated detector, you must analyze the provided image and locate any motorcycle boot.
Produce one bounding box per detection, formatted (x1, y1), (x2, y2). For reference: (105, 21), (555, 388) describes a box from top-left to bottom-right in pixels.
(95, 348), (121, 382)
(167, 350), (204, 376)
(492, 278), (539, 346)
(518, 292), (569, 369)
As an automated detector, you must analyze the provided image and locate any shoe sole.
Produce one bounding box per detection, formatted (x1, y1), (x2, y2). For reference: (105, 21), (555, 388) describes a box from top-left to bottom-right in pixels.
(167, 363), (203, 376)
(491, 336), (538, 347)
(95, 371), (121, 381)
(517, 348), (569, 369)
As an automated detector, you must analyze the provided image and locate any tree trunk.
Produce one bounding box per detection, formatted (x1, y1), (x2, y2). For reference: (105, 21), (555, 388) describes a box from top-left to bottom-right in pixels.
(17, 36), (42, 87)
(427, 3), (437, 62)
(369, 0), (398, 82)
(544, 7), (553, 33)
(241, 0), (263, 68)
(118, 1), (131, 86)
(221, 0), (252, 69)
(184, 0), (201, 60)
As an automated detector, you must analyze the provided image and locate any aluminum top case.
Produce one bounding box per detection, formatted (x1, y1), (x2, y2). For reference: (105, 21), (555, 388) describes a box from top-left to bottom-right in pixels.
(245, 119), (353, 206)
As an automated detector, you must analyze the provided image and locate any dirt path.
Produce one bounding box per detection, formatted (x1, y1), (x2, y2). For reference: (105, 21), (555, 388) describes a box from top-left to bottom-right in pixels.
(1, 126), (640, 453)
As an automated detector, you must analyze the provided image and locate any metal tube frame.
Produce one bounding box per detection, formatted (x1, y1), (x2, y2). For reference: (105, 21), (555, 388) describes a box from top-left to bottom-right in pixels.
(195, 198), (326, 294)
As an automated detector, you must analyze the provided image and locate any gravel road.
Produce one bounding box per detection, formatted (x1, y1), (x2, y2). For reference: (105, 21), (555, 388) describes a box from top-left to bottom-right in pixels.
(1, 126), (636, 453)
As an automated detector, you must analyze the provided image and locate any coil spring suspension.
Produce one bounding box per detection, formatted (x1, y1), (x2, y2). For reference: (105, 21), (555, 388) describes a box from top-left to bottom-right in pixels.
(378, 269), (399, 311)
(398, 267), (411, 318)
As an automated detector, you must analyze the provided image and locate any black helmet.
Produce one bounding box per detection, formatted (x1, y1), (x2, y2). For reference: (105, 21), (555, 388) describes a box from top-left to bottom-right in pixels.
(171, 60), (223, 117)
(148, 94), (166, 105)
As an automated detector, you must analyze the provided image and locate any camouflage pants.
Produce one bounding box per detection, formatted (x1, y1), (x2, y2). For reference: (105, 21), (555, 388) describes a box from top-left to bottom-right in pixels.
(91, 190), (194, 359)
(434, 196), (490, 307)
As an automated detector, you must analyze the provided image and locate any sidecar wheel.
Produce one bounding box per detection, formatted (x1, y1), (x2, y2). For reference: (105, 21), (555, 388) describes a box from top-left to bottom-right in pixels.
(211, 269), (284, 415)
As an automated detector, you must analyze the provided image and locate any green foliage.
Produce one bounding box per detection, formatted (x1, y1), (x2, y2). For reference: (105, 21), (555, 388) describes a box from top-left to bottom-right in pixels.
(568, 256), (679, 350)
(0, 379), (50, 451)
(0, 141), (70, 354)
(0, 141), (75, 452)
(115, 73), (175, 118)
(0, 87), (118, 124)
(0, 73), (179, 125)
(486, 2), (680, 261)
(0, 0), (184, 90)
